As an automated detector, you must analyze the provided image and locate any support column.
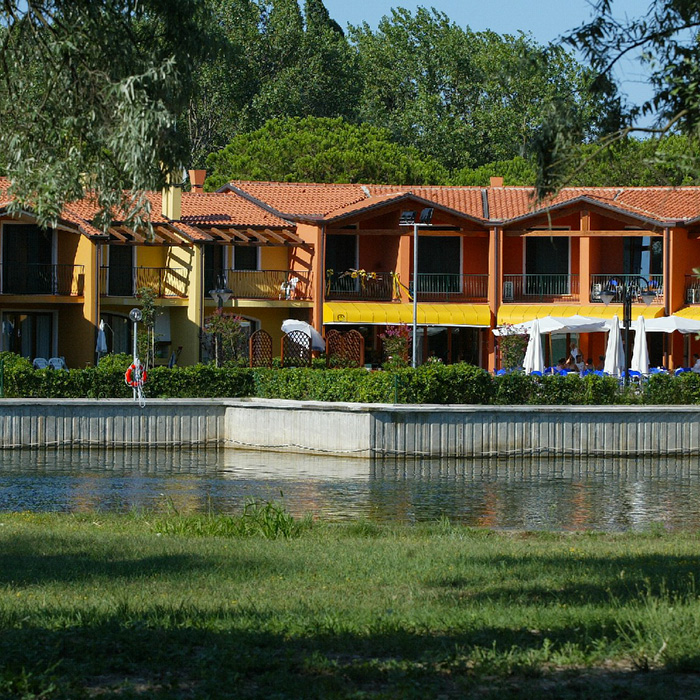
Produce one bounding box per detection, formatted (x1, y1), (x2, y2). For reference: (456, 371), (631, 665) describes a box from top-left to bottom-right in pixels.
(487, 226), (501, 371)
(579, 210), (591, 305)
(181, 243), (203, 366)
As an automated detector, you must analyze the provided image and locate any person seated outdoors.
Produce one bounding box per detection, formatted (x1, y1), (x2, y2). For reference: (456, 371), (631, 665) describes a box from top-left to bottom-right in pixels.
(585, 357), (595, 371)
(573, 354), (586, 372)
(596, 355), (606, 371)
(692, 353), (700, 373)
(556, 358), (568, 372)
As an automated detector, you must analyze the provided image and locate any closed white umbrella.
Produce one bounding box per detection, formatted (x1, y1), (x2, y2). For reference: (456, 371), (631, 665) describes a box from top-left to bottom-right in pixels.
(96, 319), (108, 356)
(630, 315), (650, 374)
(603, 314), (625, 377)
(523, 318), (544, 374)
(281, 319), (326, 351)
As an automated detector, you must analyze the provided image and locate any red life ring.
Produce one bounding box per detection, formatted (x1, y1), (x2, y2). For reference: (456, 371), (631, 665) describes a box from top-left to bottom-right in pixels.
(125, 363), (147, 387)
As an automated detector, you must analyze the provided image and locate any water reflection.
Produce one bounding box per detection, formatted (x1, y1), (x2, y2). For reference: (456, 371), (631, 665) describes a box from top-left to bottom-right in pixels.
(0, 447), (699, 531)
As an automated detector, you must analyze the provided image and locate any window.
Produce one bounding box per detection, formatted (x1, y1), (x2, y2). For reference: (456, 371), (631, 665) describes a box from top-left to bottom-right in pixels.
(418, 236), (461, 294)
(624, 236), (662, 277)
(204, 245), (226, 291)
(2, 224), (53, 294)
(106, 245), (134, 296)
(233, 246), (258, 271)
(525, 237), (570, 295)
(2, 312), (53, 359)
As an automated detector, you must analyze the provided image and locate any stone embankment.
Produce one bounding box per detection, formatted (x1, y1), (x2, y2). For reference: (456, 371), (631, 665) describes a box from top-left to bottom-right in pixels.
(0, 398), (697, 457)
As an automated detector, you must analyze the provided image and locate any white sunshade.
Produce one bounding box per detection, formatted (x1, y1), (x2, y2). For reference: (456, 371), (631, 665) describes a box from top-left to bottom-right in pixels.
(603, 315), (626, 377)
(523, 318), (545, 374)
(281, 319), (326, 351)
(631, 315), (700, 334)
(493, 315), (608, 336)
(630, 315), (650, 374)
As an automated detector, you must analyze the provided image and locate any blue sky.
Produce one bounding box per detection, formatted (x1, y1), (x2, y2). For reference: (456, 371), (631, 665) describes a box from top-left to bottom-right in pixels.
(322, 0), (654, 114)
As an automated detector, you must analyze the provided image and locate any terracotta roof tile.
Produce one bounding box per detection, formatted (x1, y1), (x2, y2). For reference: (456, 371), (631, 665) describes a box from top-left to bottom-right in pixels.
(367, 185), (486, 219)
(225, 181), (368, 217)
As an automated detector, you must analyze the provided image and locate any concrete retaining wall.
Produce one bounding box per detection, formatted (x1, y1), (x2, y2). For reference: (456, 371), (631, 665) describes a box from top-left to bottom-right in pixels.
(0, 398), (697, 457)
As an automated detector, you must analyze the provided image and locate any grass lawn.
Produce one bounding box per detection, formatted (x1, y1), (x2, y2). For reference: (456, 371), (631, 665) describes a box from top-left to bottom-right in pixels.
(1, 510), (700, 698)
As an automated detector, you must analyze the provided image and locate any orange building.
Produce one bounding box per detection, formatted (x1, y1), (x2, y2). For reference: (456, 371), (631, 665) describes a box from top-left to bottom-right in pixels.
(3, 175), (700, 371)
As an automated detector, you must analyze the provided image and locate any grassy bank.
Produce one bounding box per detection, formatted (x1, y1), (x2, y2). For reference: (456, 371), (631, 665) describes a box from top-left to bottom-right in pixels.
(2, 512), (700, 698)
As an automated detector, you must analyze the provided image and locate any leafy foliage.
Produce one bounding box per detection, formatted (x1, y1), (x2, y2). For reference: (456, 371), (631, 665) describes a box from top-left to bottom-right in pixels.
(0, 1), (215, 232)
(205, 116), (448, 187)
(535, 0), (700, 196)
(350, 8), (618, 172)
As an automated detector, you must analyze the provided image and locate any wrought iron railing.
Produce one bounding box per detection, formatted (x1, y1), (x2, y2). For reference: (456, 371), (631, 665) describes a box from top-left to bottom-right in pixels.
(410, 273), (489, 301)
(590, 274), (664, 305)
(100, 266), (189, 297)
(325, 271), (394, 301)
(1, 263), (84, 296)
(214, 269), (311, 300)
(502, 274), (579, 302)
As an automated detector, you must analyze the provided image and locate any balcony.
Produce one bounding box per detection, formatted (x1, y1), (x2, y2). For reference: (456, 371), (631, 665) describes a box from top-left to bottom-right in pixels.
(686, 275), (700, 304)
(325, 271), (394, 301)
(502, 274), (579, 303)
(411, 273), (488, 302)
(218, 269), (312, 300)
(590, 274), (664, 305)
(101, 266), (189, 298)
(1, 263), (84, 296)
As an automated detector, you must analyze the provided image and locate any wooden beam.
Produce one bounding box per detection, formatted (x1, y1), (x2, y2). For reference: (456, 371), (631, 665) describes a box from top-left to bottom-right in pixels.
(507, 229), (663, 237)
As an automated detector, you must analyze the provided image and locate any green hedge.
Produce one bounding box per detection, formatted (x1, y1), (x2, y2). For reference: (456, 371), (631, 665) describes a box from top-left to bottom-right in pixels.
(0, 353), (697, 404)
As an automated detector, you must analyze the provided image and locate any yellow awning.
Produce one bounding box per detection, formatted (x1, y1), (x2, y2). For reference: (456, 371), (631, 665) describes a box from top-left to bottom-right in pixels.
(674, 306), (700, 321)
(324, 302), (491, 327)
(497, 304), (665, 326)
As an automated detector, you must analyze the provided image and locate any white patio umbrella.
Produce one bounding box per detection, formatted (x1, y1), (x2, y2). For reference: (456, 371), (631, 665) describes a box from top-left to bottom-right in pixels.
(95, 319), (108, 357)
(603, 314), (625, 377)
(633, 315), (700, 334)
(493, 314), (607, 336)
(630, 315), (650, 374)
(281, 319), (326, 351)
(522, 318), (544, 374)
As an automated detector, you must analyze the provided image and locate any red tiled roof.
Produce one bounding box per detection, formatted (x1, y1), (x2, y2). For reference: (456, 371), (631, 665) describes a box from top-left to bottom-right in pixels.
(486, 186), (700, 224)
(367, 185), (486, 219)
(224, 181), (368, 217)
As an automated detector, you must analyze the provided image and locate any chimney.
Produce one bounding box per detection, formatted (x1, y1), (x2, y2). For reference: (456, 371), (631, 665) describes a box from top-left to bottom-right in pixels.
(161, 170), (182, 220)
(490, 176), (504, 187)
(188, 169), (206, 192)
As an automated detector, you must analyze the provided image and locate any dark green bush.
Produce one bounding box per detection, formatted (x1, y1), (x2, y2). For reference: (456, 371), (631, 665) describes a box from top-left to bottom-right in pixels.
(2, 354), (700, 404)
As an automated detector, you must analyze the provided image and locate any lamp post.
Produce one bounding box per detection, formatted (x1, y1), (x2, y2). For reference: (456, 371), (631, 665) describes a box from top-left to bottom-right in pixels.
(599, 277), (656, 383)
(209, 284), (233, 367)
(400, 207), (461, 368)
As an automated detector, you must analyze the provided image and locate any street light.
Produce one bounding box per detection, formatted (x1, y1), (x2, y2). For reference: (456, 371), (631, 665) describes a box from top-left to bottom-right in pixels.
(209, 283), (233, 367)
(599, 277), (656, 383)
(399, 207), (458, 368)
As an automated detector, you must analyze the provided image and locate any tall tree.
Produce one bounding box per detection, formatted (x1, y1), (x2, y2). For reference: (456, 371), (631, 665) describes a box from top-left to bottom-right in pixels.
(0, 1), (213, 231)
(205, 116), (448, 188)
(350, 8), (621, 172)
(533, 0), (700, 196)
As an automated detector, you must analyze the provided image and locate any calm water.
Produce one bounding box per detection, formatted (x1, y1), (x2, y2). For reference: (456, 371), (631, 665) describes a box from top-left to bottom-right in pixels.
(1, 447), (699, 531)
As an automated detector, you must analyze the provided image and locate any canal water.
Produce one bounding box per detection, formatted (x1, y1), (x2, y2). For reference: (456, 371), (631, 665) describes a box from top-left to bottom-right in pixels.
(1, 447), (699, 531)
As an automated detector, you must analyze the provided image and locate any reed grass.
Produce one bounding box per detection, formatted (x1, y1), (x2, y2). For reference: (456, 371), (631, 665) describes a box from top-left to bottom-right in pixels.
(1, 512), (700, 698)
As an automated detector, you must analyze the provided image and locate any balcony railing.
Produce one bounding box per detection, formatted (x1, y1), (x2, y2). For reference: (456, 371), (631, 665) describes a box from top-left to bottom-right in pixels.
(217, 269), (312, 300)
(590, 274), (664, 305)
(325, 271), (394, 301)
(1, 263), (84, 296)
(685, 275), (700, 304)
(411, 273), (488, 302)
(100, 266), (189, 298)
(502, 274), (579, 302)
